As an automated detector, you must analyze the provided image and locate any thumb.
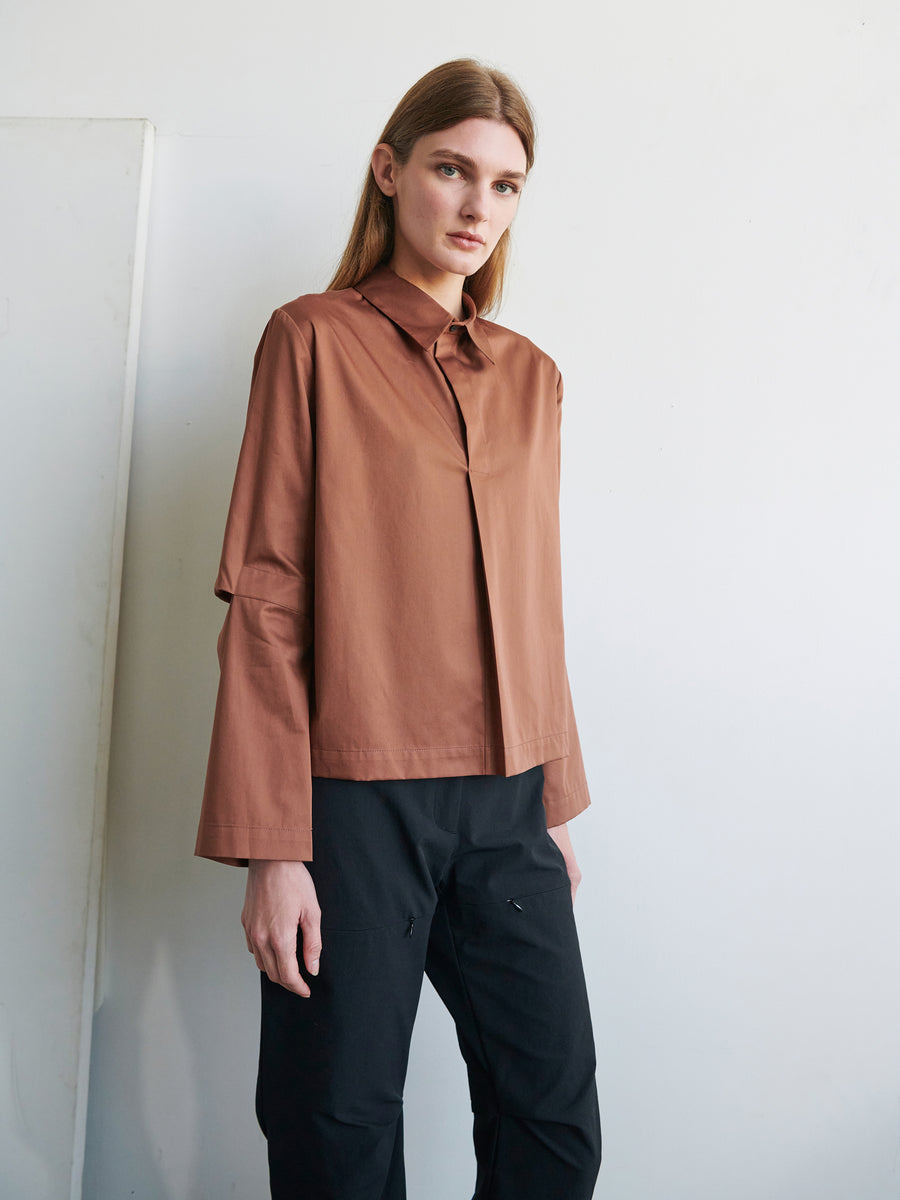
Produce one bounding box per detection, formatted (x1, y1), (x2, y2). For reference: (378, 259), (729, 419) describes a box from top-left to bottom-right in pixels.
(300, 910), (322, 976)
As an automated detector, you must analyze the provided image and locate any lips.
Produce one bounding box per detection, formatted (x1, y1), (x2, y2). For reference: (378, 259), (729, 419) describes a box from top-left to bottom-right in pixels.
(448, 231), (485, 247)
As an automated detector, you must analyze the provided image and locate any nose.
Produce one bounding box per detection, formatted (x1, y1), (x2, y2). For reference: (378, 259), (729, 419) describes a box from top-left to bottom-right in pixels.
(461, 183), (490, 224)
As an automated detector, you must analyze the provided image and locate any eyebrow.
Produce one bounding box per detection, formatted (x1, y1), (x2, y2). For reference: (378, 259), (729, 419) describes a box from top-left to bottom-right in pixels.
(426, 148), (527, 183)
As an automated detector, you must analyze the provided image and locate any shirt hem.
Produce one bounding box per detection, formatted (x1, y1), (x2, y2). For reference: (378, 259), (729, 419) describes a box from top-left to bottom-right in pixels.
(310, 730), (569, 780)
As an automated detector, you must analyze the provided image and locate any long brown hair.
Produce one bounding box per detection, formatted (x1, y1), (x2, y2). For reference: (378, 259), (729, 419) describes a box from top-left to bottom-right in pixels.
(327, 59), (535, 316)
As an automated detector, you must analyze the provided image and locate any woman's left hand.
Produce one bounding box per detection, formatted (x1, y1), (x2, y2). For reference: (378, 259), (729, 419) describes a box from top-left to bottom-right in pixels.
(548, 821), (582, 904)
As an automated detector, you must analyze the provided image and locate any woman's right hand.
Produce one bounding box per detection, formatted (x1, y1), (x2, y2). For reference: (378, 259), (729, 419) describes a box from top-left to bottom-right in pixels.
(242, 859), (322, 997)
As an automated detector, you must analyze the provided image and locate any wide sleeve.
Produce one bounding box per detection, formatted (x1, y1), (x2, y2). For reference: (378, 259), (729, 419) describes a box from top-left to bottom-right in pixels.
(195, 308), (316, 866)
(541, 369), (592, 828)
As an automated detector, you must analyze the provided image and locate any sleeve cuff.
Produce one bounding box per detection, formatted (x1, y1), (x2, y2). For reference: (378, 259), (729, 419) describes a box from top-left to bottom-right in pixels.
(194, 821), (313, 866)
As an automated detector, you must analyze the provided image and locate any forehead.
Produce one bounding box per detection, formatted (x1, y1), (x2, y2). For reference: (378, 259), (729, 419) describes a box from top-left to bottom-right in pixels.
(413, 118), (527, 172)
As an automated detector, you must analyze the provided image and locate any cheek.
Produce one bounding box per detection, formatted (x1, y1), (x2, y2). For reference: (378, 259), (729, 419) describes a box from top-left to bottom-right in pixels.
(398, 185), (445, 235)
(421, 185), (455, 224)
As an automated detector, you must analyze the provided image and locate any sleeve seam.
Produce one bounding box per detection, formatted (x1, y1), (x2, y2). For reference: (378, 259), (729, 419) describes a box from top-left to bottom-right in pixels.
(273, 305), (313, 356)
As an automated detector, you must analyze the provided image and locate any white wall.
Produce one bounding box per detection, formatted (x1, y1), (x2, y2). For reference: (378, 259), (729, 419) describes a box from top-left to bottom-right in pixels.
(3, 2), (899, 1197)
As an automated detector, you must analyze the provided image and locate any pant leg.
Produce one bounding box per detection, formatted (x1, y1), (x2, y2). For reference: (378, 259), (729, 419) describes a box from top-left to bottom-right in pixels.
(257, 775), (456, 1200)
(424, 765), (602, 1200)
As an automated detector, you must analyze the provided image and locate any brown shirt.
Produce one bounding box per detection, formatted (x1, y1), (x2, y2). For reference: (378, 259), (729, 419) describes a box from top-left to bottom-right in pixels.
(195, 265), (590, 865)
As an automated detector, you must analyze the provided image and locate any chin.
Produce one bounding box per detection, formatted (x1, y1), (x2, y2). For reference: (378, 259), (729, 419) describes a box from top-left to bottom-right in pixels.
(441, 251), (490, 277)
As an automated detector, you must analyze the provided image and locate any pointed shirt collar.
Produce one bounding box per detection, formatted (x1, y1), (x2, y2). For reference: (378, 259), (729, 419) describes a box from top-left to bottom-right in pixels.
(353, 264), (495, 364)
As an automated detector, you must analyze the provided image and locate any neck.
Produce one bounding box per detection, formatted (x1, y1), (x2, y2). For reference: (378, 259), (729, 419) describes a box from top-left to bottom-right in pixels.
(386, 255), (466, 320)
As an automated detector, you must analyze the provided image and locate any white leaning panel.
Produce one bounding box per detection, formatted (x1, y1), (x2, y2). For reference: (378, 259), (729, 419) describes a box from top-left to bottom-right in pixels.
(0, 117), (154, 1200)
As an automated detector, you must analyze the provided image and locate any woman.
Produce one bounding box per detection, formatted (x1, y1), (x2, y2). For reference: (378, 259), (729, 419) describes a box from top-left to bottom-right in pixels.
(196, 58), (602, 1199)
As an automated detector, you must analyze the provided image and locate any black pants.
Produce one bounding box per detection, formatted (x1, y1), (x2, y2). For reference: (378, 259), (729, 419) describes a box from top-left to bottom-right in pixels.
(256, 764), (602, 1199)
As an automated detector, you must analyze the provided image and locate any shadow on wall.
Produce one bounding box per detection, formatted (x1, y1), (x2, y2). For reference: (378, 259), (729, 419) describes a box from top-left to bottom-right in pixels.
(0, 1006), (53, 1197)
(81, 341), (271, 1196)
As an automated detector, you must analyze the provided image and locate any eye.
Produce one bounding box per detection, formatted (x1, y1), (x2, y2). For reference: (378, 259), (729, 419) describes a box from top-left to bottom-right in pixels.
(438, 163), (461, 179)
(494, 180), (520, 196)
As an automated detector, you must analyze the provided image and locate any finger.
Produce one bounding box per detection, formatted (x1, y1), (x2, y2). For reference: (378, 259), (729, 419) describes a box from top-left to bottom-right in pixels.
(249, 924), (308, 996)
(248, 928), (286, 984)
(273, 938), (310, 998)
(300, 911), (323, 977)
(255, 940), (280, 983)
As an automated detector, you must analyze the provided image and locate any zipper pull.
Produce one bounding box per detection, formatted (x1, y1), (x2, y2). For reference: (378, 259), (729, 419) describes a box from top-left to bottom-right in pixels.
(406, 915), (416, 937)
(507, 898), (524, 912)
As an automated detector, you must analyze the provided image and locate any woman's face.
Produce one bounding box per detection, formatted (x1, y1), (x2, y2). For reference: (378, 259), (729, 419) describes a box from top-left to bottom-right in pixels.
(373, 118), (527, 299)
